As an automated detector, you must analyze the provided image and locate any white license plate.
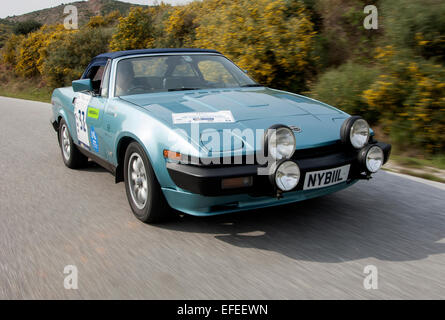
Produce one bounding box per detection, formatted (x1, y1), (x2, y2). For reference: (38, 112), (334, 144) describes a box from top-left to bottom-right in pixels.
(303, 164), (351, 190)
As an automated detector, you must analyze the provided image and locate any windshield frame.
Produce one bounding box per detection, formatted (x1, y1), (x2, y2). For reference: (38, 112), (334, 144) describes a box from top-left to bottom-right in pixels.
(109, 53), (260, 98)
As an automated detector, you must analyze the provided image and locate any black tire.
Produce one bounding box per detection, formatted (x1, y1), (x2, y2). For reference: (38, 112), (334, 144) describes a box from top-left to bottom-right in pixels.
(124, 142), (171, 223)
(58, 119), (88, 169)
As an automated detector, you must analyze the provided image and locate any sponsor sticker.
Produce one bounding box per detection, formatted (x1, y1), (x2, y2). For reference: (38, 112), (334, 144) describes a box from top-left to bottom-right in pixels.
(87, 107), (100, 119)
(172, 111), (235, 124)
(90, 126), (99, 153)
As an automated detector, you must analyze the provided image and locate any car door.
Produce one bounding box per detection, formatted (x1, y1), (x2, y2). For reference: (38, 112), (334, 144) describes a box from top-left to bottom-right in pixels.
(72, 60), (111, 161)
(84, 60), (112, 161)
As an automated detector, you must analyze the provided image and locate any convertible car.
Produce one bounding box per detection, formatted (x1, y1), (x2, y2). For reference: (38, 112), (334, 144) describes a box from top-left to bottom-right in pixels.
(50, 48), (391, 223)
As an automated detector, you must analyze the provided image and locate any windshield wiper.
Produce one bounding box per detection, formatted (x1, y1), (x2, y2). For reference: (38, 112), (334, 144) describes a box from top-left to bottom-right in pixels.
(240, 84), (263, 87)
(168, 88), (201, 92)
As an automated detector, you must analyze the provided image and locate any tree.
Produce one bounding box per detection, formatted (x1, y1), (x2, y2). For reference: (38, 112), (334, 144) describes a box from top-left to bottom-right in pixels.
(13, 20), (42, 35)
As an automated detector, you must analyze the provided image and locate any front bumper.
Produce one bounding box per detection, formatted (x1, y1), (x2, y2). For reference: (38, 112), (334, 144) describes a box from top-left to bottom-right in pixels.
(162, 180), (358, 216)
(167, 140), (391, 197)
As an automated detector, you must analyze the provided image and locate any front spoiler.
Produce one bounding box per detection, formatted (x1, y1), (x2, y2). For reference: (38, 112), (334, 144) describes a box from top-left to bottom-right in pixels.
(162, 179), (359, 216)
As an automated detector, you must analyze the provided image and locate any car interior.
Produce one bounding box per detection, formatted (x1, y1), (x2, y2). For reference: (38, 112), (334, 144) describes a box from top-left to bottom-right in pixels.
(84, 65), (105, 95)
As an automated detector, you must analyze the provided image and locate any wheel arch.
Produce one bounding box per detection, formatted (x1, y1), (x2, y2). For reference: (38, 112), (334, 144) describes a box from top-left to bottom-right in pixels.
(114, 133), (161, 184)
(56, 113), (70, 144)
(115, 135), (137, 183)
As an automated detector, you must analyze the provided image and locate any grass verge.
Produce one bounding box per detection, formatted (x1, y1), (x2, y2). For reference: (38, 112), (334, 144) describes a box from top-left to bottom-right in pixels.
(0, 66), (52, 103)
(390, 154), (445, 171)
(0, 80), (52, 103)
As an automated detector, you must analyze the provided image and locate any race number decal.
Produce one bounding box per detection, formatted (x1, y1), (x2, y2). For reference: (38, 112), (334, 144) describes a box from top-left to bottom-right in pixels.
(74, 93), (91, 149)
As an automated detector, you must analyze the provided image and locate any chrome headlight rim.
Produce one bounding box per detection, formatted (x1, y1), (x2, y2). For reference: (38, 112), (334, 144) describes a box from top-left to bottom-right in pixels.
(359, 144), (384, 173)
(269, 160), (301, 192)
(341, 116), (370, 149)
(265, 124), (297, 160)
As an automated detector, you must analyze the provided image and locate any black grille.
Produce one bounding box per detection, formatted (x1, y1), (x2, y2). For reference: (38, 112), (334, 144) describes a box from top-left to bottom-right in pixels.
(181, 141), (346, 168)
(292, 141), (345, 160)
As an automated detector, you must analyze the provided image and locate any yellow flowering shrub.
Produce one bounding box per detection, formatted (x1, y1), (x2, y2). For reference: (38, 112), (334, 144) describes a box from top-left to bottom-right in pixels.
(164, 3), (199, 48)
(14, 25), (68, 78)
(109, 7), (156, 51)
(363, 52), (445, 152)
(1, 34), (24, 65)
(87, 11), (121, 29)
(194, 0), (315, 91)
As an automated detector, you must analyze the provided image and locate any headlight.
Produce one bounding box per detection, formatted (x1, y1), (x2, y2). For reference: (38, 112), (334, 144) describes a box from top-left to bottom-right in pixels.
(341, 116), (370, 149)
(350, 119), (370, 149)
(365, 145), (384, 173)
(267, 125), (296, 160)
(273, 161), (301, 191)
(359, 145), (384, 173)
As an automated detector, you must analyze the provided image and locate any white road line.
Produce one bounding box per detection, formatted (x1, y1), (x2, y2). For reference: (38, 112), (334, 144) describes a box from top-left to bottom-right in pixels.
(384, 170), (445, 191)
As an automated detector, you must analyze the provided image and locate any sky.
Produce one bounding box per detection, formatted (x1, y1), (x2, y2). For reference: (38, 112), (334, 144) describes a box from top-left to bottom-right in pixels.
(0, 0), (191, 19)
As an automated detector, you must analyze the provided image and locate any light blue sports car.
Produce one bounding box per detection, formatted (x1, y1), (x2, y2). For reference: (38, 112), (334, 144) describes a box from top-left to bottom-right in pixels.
(50, 48), (391, 223)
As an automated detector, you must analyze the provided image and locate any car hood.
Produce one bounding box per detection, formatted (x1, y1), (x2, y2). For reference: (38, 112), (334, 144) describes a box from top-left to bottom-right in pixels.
(121, 87), (349, 152)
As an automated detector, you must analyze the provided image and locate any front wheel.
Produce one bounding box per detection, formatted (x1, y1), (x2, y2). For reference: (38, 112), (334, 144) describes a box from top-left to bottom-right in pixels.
(59, 119), (88, 169)
(124, 142), (171, 223)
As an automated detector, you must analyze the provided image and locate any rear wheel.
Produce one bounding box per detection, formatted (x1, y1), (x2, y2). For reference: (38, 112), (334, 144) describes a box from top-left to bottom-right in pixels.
(124, 142), (170, 223)
(59, 119), (88, 169)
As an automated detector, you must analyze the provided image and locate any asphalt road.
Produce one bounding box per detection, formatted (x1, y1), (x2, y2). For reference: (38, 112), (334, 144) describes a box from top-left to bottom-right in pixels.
(0, 96), (444, 299)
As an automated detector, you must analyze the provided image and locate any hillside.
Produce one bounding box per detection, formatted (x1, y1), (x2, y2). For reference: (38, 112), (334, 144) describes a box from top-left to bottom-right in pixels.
(4, 0), (146, 27)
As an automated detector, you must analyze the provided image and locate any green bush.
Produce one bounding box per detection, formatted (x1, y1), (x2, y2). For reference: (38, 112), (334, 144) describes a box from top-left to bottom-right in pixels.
(310, 0), (381, 70)
(42, 27), (113, 87)
(13, 20), (42, 35)
(310, 62), (380, 122)
(381, 0), (445, 63)
(1, 34), (22, 65)
(0, 23), (13, 48)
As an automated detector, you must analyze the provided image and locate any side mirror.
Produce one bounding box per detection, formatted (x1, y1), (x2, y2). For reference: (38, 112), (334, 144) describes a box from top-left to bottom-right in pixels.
(72, 79), (93, 93)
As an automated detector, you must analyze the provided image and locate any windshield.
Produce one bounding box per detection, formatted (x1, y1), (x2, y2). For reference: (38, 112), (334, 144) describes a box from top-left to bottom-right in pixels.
(114, 54), (259, 96)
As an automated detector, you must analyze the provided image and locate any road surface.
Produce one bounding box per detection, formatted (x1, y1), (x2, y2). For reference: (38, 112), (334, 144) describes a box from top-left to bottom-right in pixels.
(0, 96), (444, 299)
